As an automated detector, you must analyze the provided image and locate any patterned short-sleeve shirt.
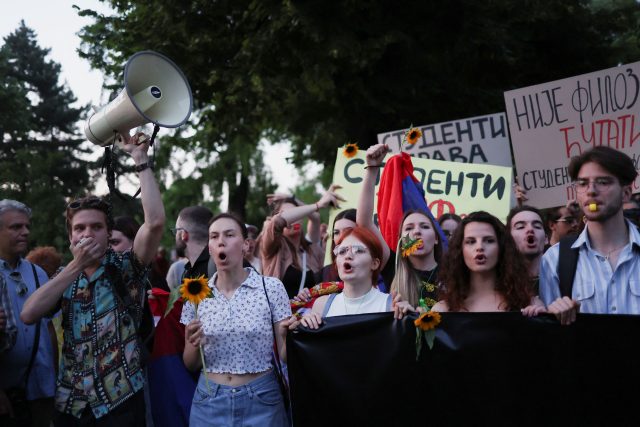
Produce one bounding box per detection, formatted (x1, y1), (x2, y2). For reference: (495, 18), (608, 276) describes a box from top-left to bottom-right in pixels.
(180, 268), (291, 374)
(56, 249), (149, 419)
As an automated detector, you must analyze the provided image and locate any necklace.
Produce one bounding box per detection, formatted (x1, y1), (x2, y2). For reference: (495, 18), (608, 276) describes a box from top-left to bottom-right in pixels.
(604, 242), (628, 261)
(343, 288), (373, 315)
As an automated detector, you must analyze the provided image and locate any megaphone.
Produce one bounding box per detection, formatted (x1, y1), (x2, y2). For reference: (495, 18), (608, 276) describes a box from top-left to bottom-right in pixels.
(85, 50), (193, 146)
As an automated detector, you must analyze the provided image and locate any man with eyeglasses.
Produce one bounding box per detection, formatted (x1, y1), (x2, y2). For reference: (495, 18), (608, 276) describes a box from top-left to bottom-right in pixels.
(0, 199), (56, 427)
(545, 205), (580, 247)
(540, 146), (640, 325)
(20, 132), (165, 426)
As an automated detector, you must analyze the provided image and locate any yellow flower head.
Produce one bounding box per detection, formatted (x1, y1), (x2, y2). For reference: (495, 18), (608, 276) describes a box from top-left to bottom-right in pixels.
(401, 237), (422, 258)
(414, 310), (441, 331)
(342, 143), (359, 158)
(180, 275), (211, 305)
(405, 127), (422, 145)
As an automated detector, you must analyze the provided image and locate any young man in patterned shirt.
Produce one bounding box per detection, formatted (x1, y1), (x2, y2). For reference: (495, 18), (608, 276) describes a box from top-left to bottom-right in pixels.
(21, 132), (165, 426)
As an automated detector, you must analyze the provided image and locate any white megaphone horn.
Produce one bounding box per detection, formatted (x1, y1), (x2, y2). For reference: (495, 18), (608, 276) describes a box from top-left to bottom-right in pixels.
(85, 50), (193, 146)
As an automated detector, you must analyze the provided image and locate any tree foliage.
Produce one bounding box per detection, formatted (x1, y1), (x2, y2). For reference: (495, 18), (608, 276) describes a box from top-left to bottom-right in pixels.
(0, 22), (93, 252)
(75, 0), (640, 216)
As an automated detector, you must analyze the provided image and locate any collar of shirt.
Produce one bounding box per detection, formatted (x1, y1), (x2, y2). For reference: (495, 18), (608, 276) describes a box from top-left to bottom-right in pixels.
(0, 257), (23, 271)
(572, 219), (640, 251)
(210, 267), (261, 292)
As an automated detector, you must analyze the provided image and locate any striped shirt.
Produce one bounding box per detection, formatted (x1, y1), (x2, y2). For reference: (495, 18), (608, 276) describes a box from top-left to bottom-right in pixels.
(0, 273), (17, 352)
(539, 220), (640, 314)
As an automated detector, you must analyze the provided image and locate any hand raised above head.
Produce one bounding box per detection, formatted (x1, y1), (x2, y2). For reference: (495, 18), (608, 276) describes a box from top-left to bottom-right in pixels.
(317, 184), (346, 209)
(365, 143), (390, 167)
(118, 132), (151, 158)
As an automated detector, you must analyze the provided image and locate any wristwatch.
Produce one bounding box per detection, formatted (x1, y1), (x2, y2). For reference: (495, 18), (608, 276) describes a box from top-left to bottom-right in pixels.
(135, 162), (150, 172)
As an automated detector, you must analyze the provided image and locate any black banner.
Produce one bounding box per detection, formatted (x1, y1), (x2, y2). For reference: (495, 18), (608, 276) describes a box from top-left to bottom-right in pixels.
(287, 313), (640, 426)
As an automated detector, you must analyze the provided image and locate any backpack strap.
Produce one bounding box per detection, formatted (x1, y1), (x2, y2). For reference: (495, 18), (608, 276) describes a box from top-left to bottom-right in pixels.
(558, 235), (580, 298)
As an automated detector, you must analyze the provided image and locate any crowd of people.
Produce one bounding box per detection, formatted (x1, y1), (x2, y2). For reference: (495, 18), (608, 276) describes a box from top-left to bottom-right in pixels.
(0, 132), (639, 426)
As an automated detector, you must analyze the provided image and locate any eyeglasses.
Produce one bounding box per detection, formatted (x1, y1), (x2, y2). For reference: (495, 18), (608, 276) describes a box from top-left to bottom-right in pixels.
(554, 216), (578, 224)
(170, 227), (185, 236)
(333, 244), (369, 257)
(573, 177), (617, 194)
(8, 271), (28, 296)
(67, 196), (110, 211)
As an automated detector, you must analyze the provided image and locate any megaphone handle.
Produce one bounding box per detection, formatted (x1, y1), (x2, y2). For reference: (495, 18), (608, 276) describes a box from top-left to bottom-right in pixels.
(131, 124), (160, 199)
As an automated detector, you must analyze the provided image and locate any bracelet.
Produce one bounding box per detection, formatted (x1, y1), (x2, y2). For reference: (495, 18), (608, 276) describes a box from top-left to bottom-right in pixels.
(135, 162), (151, 172)
(315, 202), (320, 212)
(364, 165), (381, 169)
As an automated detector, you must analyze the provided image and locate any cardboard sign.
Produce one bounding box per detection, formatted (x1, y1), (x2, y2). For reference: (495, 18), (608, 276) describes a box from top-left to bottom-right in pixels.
(376, 113), (513, 167)
(323, 149), (513, 263)
(505, 61), (640, 208)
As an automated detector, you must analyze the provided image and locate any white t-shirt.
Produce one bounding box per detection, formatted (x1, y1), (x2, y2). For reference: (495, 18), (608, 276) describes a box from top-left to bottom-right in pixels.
(180, 268), (291, 374)
(325, 287), (390, 317)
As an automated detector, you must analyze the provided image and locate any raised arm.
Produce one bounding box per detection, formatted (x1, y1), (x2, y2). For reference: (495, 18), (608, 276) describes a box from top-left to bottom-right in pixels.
(357, 143), (391, 267)
(274, 185), (345, 228)
(120, 132), (166, 266)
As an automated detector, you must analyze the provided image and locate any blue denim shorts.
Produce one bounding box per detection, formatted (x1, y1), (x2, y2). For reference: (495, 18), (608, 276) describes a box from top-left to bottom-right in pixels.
(189, 370), (289, 427)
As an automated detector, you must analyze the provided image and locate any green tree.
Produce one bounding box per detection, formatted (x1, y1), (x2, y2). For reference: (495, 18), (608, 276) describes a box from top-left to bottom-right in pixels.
(0, 21), (93, 252)
(75, 0), (640, 215)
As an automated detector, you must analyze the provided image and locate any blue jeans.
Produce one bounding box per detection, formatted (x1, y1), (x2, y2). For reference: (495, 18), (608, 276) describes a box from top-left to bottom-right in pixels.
(189, 371), (289, 427)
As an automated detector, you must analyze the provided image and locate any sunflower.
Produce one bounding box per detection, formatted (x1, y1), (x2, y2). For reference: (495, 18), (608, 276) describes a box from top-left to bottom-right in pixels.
(401, 237), (422, 258)
(414, 310), (442, 331)
(342, 143), (359, 158)
(405, 127), (422, 145)
(180, 275), (211, 306)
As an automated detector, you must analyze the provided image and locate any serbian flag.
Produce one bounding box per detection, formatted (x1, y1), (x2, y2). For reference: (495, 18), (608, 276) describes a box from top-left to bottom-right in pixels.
(147, 288), (198, 427)
(377, 152), (447, 251)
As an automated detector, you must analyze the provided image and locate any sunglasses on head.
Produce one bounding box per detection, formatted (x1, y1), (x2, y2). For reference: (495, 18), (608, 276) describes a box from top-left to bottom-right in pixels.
(67, 196), (110, 211)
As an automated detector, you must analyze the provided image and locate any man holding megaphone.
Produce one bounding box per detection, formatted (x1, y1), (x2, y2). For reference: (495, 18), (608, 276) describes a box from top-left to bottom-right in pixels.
(21, 131), (165, 427)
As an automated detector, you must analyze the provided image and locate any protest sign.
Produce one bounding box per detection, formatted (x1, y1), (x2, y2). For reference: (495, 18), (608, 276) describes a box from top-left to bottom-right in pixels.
(376, 112), (513, 167)
(324, 149), (513, 263)
(505, 61), (640, 208)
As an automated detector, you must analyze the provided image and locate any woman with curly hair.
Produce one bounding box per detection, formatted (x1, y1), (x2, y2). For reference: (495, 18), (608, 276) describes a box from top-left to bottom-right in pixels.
(433, 211), (544, 314)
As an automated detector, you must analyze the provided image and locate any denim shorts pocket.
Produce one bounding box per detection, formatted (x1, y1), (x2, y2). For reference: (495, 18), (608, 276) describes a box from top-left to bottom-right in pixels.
(252, 384), (282, 406)
(192, 386), (210, 404)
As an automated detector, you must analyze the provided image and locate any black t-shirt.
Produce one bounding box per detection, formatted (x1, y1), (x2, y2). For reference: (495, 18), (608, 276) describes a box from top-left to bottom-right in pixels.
(282, 265), (316, 299)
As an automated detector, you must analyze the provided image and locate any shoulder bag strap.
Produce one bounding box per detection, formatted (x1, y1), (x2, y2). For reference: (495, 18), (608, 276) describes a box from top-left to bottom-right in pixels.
(23, 264), (42, 386)
(298, 250), (307, 293)
(261, 276), (291, 406)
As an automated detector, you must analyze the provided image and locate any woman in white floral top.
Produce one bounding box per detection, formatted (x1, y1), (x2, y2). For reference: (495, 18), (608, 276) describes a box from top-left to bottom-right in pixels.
(181, 213), (294, 426)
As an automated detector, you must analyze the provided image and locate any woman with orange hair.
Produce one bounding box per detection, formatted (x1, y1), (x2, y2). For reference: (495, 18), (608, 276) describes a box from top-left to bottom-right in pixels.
(300, 227), (411, 329)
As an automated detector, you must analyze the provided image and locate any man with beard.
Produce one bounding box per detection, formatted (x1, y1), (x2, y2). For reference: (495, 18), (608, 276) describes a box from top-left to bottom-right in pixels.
(539, 146), (640, 324)
(506, 206), (547, 294)
(173, 206), (214, 280)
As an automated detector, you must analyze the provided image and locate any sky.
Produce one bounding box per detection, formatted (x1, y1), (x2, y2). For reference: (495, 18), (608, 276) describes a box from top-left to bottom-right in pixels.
(0, 0), (317, 199)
